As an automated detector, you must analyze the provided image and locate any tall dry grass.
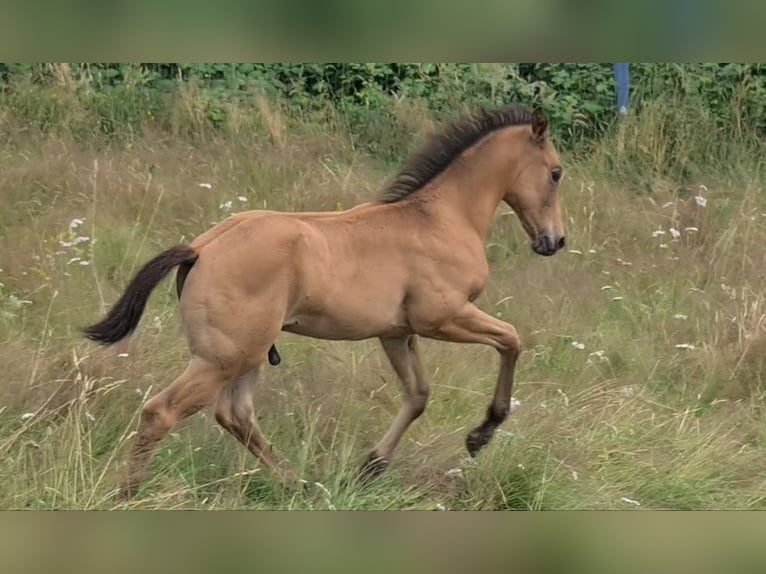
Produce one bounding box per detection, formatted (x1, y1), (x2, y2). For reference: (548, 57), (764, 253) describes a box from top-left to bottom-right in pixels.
(1, 83), (765, 509)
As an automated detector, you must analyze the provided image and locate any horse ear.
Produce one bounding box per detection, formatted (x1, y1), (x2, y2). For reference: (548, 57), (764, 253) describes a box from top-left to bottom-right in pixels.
(531, 107), (548, 143)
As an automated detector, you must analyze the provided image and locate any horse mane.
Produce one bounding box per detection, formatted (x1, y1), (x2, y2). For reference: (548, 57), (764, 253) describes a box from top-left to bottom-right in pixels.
(379, 104), (534, 203)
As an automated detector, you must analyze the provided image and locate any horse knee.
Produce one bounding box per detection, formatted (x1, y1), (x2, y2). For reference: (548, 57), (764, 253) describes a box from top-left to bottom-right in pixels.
(499, 326), (521, 357)
(410, 387), (430, 418)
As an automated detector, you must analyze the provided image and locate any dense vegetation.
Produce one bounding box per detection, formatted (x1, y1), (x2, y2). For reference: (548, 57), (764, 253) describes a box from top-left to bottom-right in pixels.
(2, 63), (765, 148)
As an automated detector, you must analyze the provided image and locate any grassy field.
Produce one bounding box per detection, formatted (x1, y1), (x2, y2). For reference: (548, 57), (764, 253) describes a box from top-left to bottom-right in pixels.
(1, 84), (766, 510)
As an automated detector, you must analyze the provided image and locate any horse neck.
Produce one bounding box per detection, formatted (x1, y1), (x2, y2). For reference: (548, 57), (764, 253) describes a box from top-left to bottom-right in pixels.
(426, 147), (510, 241)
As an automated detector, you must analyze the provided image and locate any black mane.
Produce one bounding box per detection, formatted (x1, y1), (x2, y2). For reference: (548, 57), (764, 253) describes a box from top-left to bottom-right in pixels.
(380, 104), (533, 203)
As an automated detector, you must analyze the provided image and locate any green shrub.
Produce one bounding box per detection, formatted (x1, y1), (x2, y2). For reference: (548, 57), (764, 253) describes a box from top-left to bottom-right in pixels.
(1, 62), (763, 159)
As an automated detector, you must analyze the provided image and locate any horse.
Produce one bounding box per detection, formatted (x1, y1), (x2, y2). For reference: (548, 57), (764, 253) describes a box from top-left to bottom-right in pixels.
(84, 104), (566, 499)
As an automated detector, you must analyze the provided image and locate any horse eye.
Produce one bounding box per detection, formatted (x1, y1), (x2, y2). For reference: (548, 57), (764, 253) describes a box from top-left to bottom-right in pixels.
(551, 167), (563, 184)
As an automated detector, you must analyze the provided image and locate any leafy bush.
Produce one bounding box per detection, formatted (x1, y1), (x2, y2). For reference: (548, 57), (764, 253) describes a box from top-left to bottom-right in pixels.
(1, 63), (763, 154)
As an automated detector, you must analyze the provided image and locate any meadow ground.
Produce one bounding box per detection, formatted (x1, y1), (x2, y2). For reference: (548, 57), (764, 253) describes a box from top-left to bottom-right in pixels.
(1, 89), (766, 509)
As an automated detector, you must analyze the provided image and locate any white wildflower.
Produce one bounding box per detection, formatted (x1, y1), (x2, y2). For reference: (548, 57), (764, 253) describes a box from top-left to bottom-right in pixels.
(662, 201), (674, 209)
(219, 200), (233, 212)
(68, 218), (85, 229)
(616, 258), (632, 266)
(612, 296), (624, 301)
(20, 412), (35, 421)
(67, 257), (81, 265)
(673, 314), (688, 320)
(74, 235), (90, 245)
(619, 386), (636, 398)
(5, 295), (31, 309)
(675, 343), (697, 350)
(659, 244), (668, 249)
(601, 285), (613, 291)
(571, 341), (585, 350)
(117, 353), (130, 358)
(571, 471), (579, 481)
(694, 195), (707, 207)
(652, 230), (666, 237)
(684, 227), (698, 233)
(510, 397), (521, 411)
(237, 196), (248, 203)
(669, 228), (681, 239)
(720, 283), (737, 299)
(588, 249), (596, 254)
(568, 249), (583, 255)
(435, 503), (447, 511)
(78, 260), (90, 266)
(588, 350), (608, 362)
(198, 183), (213, 189)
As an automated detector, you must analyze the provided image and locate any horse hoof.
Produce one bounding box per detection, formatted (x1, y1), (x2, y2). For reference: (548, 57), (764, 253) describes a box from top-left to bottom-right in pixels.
(115, 484), (138, 502)
(465, 429), (489, 458)
(358, 453), (389, 483)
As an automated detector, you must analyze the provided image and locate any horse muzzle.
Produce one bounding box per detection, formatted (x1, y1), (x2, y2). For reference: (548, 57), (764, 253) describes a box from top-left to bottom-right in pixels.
(532, 231), (565, 257)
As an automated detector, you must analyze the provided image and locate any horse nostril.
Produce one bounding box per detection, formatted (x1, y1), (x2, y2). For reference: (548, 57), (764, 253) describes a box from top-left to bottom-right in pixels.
(558, 236), (566, 249)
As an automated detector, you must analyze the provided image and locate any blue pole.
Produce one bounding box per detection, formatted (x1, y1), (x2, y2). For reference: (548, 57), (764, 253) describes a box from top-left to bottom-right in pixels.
(613, 63), (630, 115)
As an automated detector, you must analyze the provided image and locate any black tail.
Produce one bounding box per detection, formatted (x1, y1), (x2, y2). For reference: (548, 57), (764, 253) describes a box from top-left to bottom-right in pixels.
(84, 245), (198, 345)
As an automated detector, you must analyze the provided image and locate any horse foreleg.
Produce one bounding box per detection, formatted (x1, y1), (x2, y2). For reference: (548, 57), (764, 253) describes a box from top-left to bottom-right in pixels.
(360, 335), (430, 480)
(423, 302), (521, 457)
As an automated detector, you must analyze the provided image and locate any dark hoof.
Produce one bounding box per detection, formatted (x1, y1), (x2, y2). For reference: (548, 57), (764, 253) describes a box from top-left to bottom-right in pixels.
(358, 453), (389, 483)
(268, 345), (282, 366)
(465, 427), (491, 458)
(115, 484), (138, 502)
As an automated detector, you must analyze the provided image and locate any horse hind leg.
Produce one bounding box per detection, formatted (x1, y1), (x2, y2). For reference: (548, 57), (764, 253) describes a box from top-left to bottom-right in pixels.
(119, 357), (225, 500)
(214, 365), (296, 483)
(177, 262), (282, 367)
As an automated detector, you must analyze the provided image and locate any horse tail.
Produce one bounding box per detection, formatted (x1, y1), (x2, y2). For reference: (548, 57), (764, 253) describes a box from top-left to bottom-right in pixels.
(84, 245), (198, 345)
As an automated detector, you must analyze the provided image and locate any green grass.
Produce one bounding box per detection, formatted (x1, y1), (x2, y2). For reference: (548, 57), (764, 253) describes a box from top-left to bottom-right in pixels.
(2, 81), (766, 510)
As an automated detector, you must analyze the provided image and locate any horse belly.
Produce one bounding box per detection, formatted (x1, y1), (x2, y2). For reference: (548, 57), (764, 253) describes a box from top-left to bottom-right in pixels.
(283, 294), (410, 341)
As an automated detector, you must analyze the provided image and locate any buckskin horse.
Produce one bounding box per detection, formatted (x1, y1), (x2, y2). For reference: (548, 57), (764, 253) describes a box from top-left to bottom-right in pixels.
(85, 104), (566, 499)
